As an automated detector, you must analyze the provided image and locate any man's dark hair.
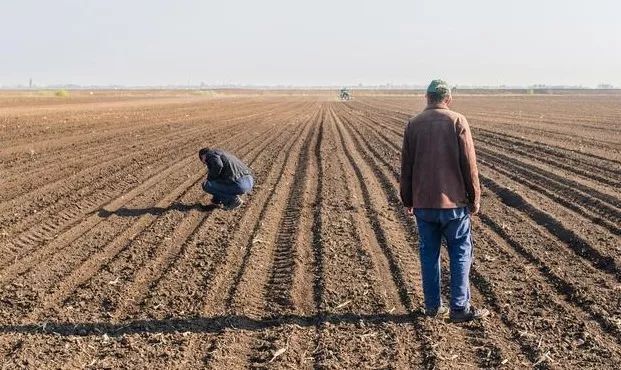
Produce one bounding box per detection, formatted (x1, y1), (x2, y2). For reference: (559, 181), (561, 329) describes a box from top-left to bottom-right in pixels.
(427, 90), (450, 104)
(198, 147), (210, 161)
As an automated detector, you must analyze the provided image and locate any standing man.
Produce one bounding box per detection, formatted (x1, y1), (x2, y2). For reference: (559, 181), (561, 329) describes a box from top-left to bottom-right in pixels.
(400, 79), (489, 322)
(199, 147), (254, 210)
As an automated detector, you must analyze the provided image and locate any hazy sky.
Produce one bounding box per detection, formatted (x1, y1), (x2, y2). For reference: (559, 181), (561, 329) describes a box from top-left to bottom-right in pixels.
(2, 0), (620, 87)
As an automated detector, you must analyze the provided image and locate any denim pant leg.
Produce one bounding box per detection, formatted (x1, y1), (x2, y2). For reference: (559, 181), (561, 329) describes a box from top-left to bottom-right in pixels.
(236, 175), (254, 194)
(443, 212), (473, 311)
(415, 213), (443, 310)
(202, 180), (238, 204)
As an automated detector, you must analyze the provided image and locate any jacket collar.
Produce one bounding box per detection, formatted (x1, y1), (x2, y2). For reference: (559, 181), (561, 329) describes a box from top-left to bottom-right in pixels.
(425, 103), (449, 110)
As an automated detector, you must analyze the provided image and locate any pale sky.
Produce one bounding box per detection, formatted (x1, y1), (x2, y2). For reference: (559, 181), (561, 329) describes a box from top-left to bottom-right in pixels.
(2, 0), (620, 87)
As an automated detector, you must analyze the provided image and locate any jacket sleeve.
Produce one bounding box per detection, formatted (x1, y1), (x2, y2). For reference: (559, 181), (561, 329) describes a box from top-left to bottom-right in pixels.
(400, 122), (414, 207)
(456, 116), (481, 206)
(206, 154), (224, 180)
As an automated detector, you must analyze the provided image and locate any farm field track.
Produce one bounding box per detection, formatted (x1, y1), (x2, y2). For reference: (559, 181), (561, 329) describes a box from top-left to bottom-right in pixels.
(0, 91), (620, 369)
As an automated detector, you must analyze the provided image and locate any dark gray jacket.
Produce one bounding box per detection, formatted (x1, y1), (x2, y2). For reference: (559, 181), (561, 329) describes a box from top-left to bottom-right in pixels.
(203, 149), (252, 183)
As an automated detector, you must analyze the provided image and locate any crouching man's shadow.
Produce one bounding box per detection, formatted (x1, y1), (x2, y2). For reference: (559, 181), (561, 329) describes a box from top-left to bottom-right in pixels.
(96, 202), (218, 218)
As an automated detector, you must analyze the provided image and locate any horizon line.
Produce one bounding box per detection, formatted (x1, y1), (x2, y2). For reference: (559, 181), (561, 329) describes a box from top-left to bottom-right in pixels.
(1, 83), (618, 90)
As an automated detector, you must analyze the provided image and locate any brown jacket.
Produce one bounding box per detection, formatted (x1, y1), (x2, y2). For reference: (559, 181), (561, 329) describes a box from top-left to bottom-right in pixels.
(400, 105), (480, 209)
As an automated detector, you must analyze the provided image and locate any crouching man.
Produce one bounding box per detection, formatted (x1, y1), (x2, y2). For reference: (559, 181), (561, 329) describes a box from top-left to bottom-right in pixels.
(198, 147), (254, 210)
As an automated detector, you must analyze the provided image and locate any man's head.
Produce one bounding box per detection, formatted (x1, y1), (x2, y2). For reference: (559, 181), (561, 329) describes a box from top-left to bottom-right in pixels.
(198, 147), (210, 164)
(426, 79), (452, 106)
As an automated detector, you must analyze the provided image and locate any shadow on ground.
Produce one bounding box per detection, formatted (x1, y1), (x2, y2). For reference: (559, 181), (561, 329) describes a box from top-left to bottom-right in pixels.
(96, 202), (218, 217)
(0, 312), (424, 337)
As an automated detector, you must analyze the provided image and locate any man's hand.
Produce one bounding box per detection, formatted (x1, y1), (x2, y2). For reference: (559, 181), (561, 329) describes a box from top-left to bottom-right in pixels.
(469, 202), (480, 215)
(405, 207), (413, 217)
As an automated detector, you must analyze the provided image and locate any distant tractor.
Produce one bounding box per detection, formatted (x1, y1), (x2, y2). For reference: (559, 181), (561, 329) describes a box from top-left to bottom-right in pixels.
(339, 88), (351, 100)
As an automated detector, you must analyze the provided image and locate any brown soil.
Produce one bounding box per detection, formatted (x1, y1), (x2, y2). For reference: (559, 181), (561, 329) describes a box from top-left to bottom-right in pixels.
(0, 92), (619, 369)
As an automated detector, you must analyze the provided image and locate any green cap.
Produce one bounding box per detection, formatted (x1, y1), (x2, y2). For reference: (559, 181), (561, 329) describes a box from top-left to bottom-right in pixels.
(427, 79), (450, 94)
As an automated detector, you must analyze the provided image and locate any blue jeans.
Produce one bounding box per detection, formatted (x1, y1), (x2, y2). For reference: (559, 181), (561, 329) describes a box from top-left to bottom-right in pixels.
(414, 207), (472, 312)
(202, 175), (254, 204)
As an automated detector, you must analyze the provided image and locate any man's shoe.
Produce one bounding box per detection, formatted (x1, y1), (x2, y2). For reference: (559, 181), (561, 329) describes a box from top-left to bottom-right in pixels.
(223, 196), (243, 210)
(212, 197), (223, 205)
(450, 306), (490, 323)
(425, 306), (449, 318)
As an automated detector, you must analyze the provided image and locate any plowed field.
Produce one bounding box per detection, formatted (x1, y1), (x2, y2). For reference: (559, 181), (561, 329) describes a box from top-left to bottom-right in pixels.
(1, 92), (620, 369)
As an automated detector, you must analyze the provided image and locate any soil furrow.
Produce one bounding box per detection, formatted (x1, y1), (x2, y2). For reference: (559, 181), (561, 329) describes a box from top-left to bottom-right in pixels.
(0, 100), (285, 157)
(477, 152), (621, 237)
(304, 106), (398, 369)
(309, 111), (327, 367)
(0, 155), (197, 286)
(479, 165), (621, 278)
(477, 146), (621, 223)
(262, 108), (321, 315)
(470, 212), (621, 368)
(247, 109), (324, 369)
(0, 100), (283, 179)
(474, 128), (621, 185)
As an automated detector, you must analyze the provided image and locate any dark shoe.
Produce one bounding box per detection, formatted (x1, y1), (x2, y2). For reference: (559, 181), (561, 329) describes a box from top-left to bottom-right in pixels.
(450, 306), (490, 323)
(425, 306), (449, 318)
(212, 197), (223, 205)
(223, 196), (243, 210)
